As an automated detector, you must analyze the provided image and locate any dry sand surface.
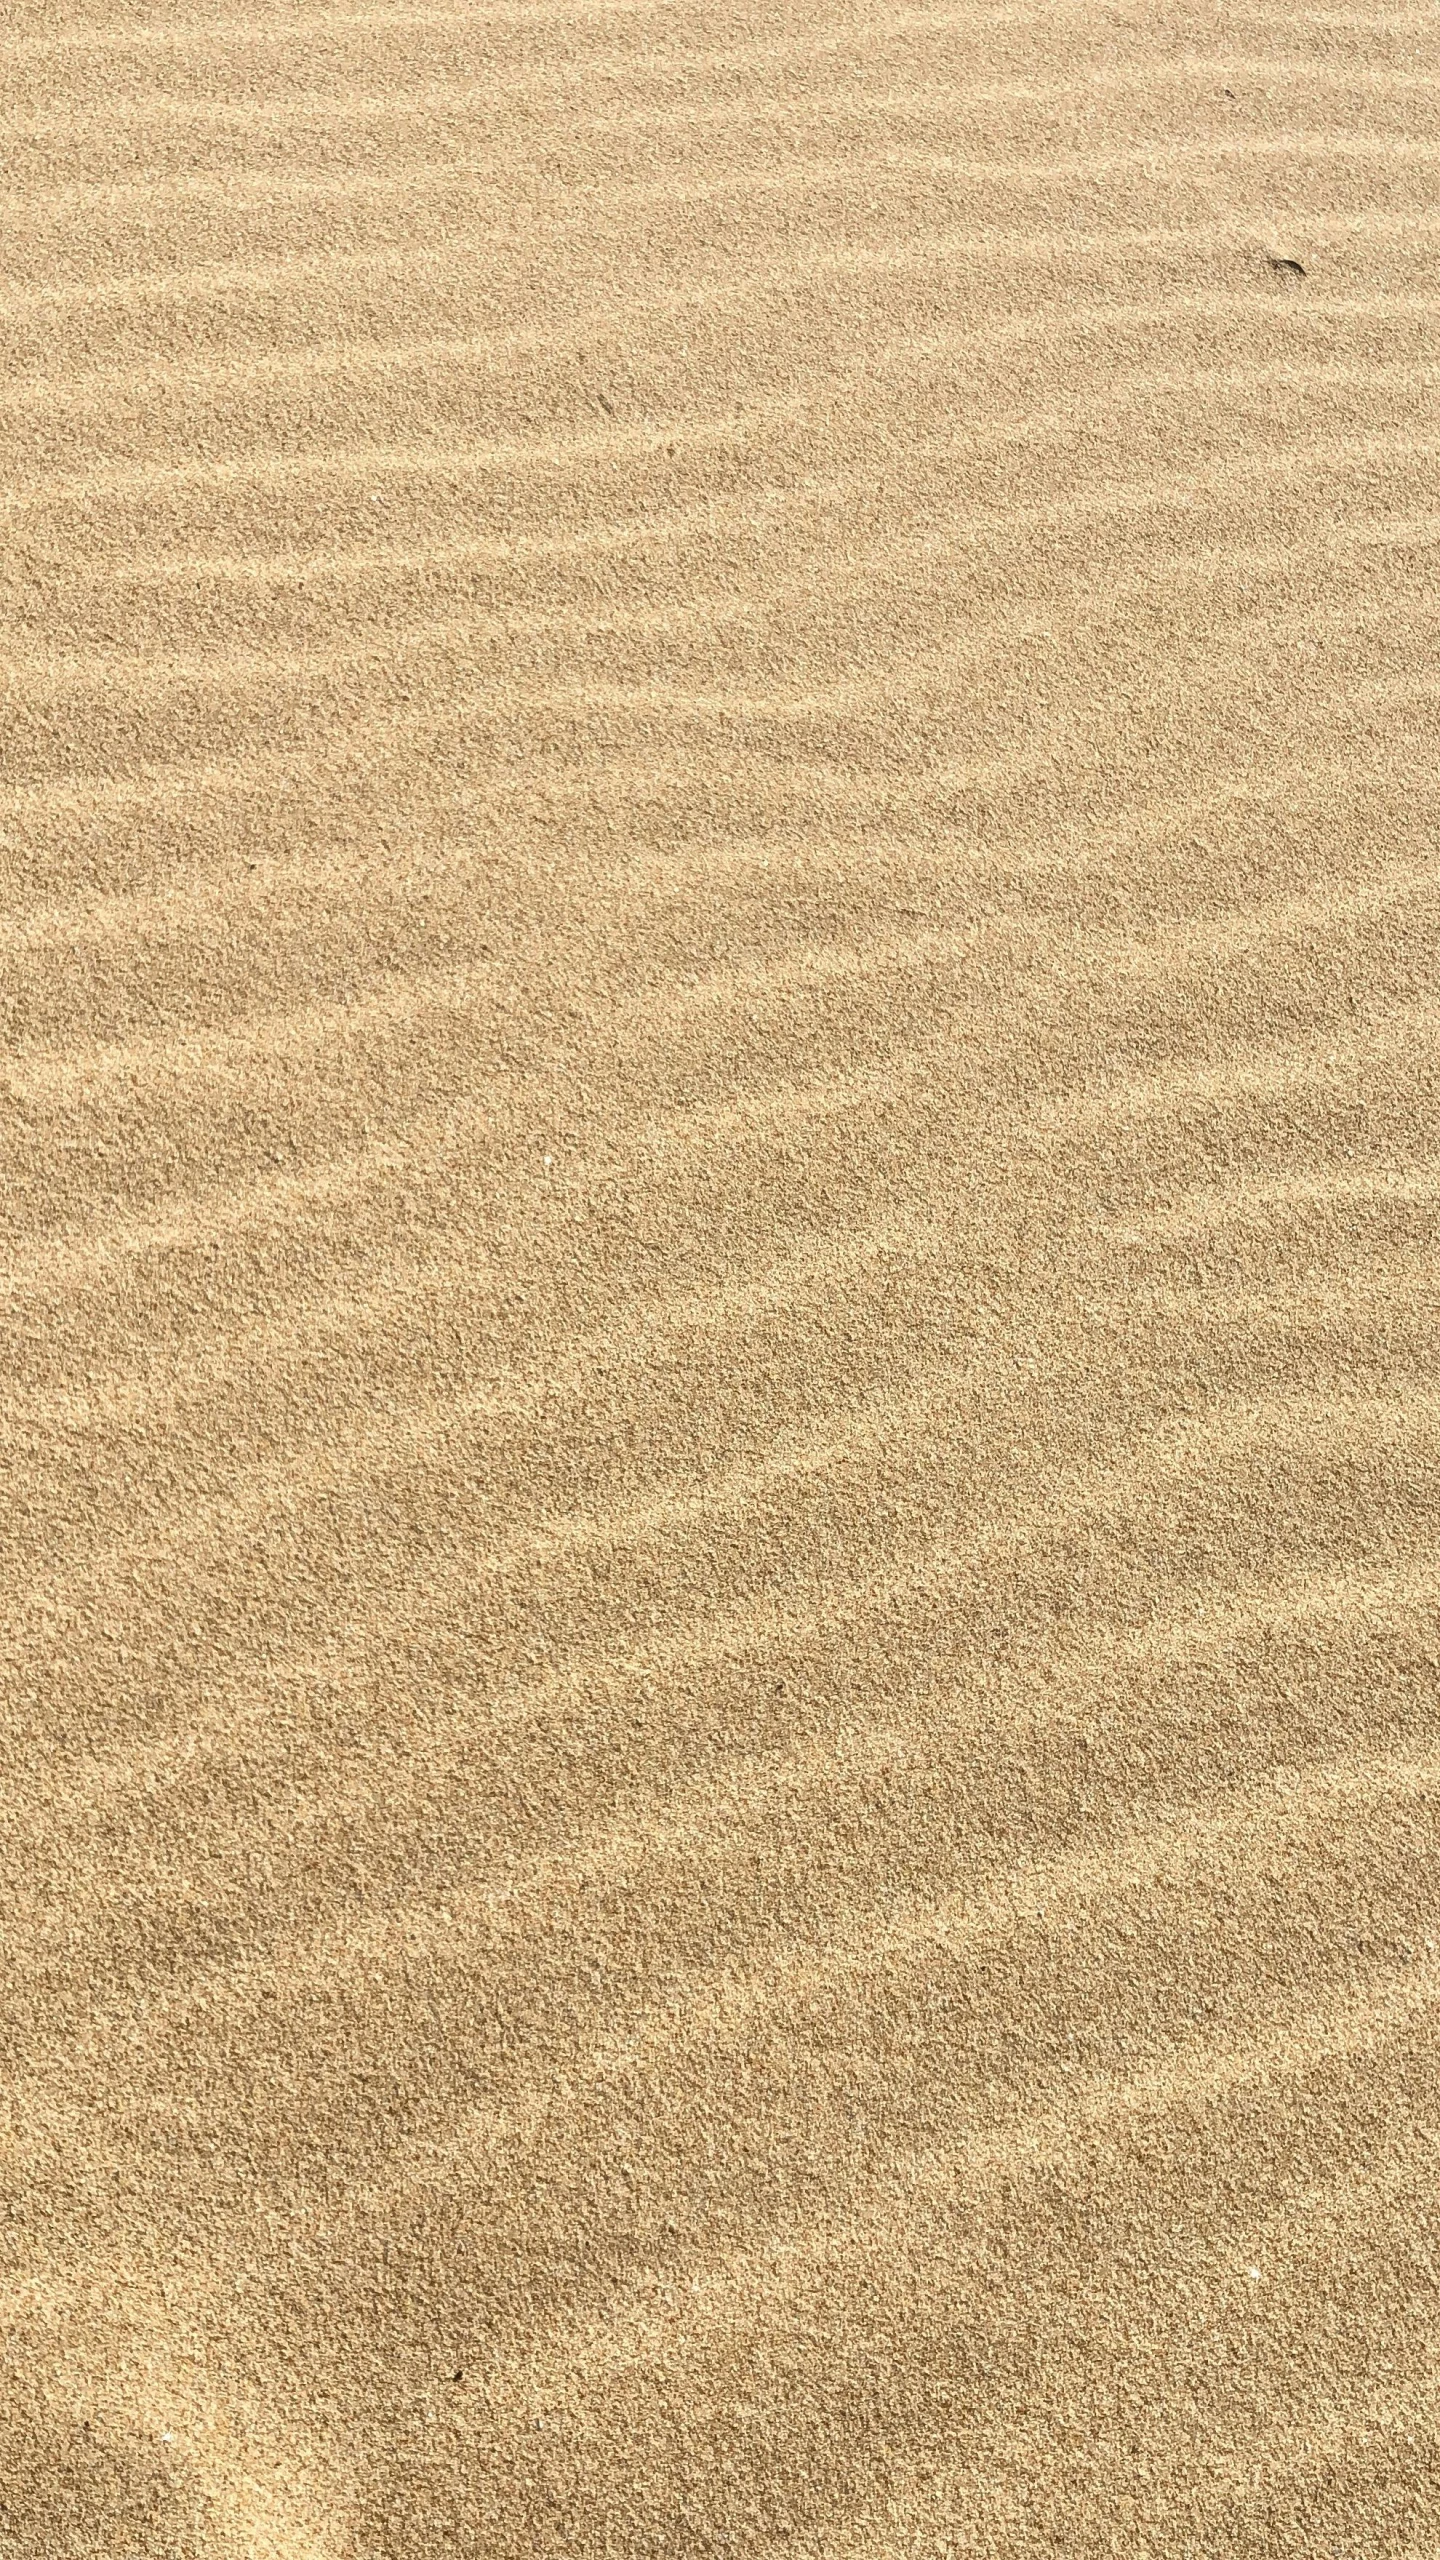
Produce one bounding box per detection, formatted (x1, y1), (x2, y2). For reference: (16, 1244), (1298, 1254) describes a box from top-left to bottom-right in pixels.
(4, 0), (1440, 2551)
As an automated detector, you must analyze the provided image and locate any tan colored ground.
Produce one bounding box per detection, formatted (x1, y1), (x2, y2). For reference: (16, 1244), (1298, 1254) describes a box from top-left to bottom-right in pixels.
(3, 0), (1439, 2552)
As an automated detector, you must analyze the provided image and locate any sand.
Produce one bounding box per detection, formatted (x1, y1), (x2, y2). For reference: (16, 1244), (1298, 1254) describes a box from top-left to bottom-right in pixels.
(3, 0), (1439, 2551)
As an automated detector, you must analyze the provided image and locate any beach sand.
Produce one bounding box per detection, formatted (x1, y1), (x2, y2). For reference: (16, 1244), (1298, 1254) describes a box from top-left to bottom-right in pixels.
(3, 1), (1440, 2551)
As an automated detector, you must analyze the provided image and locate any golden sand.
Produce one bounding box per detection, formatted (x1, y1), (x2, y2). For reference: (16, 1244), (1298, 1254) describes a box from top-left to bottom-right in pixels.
(3, 1), (1439, 2551)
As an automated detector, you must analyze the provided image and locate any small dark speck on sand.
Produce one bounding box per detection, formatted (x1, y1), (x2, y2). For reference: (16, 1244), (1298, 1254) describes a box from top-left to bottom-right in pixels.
(1267, 255), (1307, 280)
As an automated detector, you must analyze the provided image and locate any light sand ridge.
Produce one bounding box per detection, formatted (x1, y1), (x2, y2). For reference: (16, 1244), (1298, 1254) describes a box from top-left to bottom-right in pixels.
(10, 49), (1440, 149)
(9, 116), (1437, 217)
(8, 154), (1440, 315)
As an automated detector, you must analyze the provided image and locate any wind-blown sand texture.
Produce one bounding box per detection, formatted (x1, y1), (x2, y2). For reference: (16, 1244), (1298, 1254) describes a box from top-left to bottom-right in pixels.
(3, 0), (1440, 2551)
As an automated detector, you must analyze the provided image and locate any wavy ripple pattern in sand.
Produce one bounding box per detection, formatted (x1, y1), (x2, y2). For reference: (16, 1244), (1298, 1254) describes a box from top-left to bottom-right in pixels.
(3, 0), (1440, 2553)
